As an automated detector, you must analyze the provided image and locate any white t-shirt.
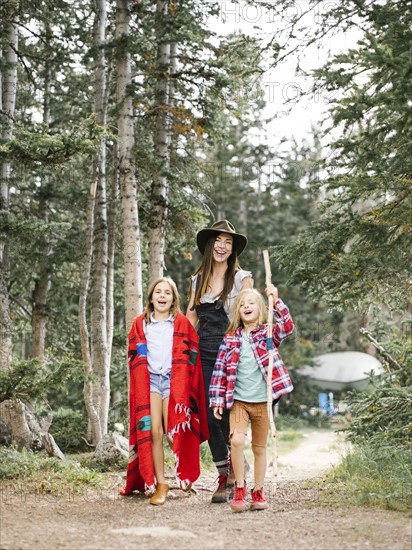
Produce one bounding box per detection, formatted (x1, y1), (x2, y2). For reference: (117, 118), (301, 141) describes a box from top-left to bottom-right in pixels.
(144, 313), (174, 375)
(191, 269), (252, 321)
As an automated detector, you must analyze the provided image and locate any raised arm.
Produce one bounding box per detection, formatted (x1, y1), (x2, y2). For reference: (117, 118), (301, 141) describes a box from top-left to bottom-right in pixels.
(273, 298), (294, 345)
(265, 283), (294, 345)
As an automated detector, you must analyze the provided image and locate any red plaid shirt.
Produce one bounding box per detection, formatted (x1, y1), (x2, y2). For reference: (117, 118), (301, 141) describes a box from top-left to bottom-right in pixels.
(209, 299), (294, 409)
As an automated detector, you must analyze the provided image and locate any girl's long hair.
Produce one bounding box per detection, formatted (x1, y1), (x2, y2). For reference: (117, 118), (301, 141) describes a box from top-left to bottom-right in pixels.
(192, 236), (240, 307)
(144, 277), (181, 323)
(227, 288), (267, 333)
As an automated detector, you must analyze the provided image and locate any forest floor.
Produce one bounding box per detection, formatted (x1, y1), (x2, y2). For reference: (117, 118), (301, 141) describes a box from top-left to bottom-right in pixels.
(1, 430), (410, 550)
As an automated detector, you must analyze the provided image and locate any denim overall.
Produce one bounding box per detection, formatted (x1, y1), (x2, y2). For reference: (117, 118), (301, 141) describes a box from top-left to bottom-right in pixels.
(196, 300), (230, 468)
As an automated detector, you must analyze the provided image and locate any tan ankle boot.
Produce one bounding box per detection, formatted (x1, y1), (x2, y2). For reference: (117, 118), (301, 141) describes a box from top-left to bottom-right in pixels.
(149, 483), (169, 506)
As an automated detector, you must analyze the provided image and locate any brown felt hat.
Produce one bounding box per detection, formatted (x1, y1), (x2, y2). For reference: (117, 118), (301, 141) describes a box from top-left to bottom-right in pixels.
(196, 219), (248, 256)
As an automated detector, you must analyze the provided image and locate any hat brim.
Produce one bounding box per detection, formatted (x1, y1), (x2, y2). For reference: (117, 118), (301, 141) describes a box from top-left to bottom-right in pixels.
(196, 229), (248, 256)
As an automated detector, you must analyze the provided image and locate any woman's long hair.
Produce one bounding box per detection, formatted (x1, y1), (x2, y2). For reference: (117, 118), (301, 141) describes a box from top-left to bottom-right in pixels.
(226, 289), (267, 333)
(144, 277), (181, 323)
(193, 236), (240, 307)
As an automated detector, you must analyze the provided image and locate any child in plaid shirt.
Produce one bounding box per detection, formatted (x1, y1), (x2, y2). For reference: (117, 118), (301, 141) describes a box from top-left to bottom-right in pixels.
(209, 286), (294, 512)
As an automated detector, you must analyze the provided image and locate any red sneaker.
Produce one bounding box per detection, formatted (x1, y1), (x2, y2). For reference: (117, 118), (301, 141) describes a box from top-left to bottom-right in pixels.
(250, 487), (268, 510)
(230, 484), (248, 513)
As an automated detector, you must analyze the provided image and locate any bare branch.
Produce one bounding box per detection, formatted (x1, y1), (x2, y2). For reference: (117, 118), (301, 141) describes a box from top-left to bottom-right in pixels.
(360, 327), (402, 371)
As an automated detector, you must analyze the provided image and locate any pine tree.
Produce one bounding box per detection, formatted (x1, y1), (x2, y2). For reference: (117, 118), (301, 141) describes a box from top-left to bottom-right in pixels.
(0, 0), (18, 371)
(271, 0), (412, 313)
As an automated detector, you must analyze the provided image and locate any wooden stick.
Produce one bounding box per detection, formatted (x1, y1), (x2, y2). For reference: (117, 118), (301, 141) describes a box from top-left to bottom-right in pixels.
(263, 249), (277, 488)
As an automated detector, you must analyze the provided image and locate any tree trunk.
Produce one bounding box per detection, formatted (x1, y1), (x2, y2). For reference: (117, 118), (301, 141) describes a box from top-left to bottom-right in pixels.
(148, 0), (172, 282)
(0, 399), (64, 459)
(31, 196), (51, 360)
(79, 180), (102, 443)
(31, 45), (52, 361)
(116, 0), (143, 332)
(106, 142), (117, 366)
(78, 0), (113, 445)
(0, 12), (18, 371)
(90, 0), (110, 441)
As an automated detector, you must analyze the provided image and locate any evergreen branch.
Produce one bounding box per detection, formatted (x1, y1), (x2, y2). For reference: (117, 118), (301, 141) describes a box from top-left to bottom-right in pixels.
(8, 293), (31, 317)
(360, 328), (402, 371)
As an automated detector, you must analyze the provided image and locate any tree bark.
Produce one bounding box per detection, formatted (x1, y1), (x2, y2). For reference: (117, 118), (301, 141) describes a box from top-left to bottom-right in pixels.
(31, 41), (52, 361)
(0, 399), (64, 459)
(116, 0), (143, 332)
(31, 200), (51, 360)
(106, 141), (117, 366)
(90, 0), (110, 441)
(0, 10), (18, 371)
(148, 0), (172, 282)
(79, 179), (102, 444)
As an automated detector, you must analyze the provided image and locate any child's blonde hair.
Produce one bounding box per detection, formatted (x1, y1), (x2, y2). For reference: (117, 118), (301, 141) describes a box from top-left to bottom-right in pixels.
(227, 288), (267, 333)
(144, 277), (181, 323)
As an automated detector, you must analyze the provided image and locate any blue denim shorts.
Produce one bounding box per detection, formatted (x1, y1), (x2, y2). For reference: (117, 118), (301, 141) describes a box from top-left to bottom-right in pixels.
(149, 372), (171, 399)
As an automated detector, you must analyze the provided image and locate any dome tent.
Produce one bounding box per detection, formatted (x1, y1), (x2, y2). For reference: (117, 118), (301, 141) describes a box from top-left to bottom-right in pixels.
(299, 351), (383, 391)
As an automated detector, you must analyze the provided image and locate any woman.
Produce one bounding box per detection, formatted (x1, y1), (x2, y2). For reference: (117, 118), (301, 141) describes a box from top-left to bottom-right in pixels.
(186, 219), (253, 503)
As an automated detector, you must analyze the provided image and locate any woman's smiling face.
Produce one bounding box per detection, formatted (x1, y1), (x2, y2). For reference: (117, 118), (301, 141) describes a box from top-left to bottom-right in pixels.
(212, 232), (233, 263)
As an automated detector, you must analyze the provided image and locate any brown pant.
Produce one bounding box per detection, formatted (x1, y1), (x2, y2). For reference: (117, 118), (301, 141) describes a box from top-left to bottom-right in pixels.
(229, 400), (269, 448)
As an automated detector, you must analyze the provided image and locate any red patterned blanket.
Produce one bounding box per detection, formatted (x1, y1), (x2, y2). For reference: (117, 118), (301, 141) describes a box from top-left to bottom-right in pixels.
(120, 312), (209, 494)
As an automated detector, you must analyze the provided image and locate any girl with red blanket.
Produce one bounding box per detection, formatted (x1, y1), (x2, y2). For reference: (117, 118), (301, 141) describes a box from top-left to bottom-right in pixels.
(120, 277), (209, 505)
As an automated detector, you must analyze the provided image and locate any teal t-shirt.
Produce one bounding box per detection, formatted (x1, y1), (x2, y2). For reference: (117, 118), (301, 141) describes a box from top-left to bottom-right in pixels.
(233, 331), (267, 403)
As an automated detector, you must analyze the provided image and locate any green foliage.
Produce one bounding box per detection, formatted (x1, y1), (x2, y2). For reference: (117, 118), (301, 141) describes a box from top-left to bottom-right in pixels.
(5, 0), (409, 459)
(272, 0), (412, 311)
(347, 330), (412, 451)
(0, 355), (86, 403)
(48, 408), (89, 453)
(345, 337), (412, 451)
(0, 447), (107, 495)
(323, 444), (411, 512)
(347, 384), (411, 449)
(0, 117), (106, 164)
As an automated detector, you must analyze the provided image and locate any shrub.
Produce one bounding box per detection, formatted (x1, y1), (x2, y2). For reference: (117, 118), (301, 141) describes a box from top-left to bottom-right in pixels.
(345, 336), (412, 451)
(49, 407), (89, 452)
(323, 444), (411, 512)
(0, 447), (107, 495)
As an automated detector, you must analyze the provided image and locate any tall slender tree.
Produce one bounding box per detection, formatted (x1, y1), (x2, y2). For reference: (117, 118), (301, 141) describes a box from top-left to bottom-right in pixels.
(116, 0), (143, 331)
(0, 0), (18, 371)
(30, 20), (52, 362)
(79, 0), (112, 444)
(147, 0), (172, 281)
(273, 0), (412, 312)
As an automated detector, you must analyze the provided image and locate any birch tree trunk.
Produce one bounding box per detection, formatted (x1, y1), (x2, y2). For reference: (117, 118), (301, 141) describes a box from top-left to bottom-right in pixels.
(79, 179), (102, 443)
(148, 0), (172, 282)
(107, 143), (117, 413)
(106, 142), (117, 366)
(90, 0), (110, 440)
(0, 10), (18, 371)
(78, 0), (112, 444)
(79, 0), (111, 444)
(116, 0), (143, 332)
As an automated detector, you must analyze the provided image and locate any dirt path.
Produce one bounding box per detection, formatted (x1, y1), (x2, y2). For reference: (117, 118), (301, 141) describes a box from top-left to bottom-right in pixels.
(1, 431), (410, 550)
